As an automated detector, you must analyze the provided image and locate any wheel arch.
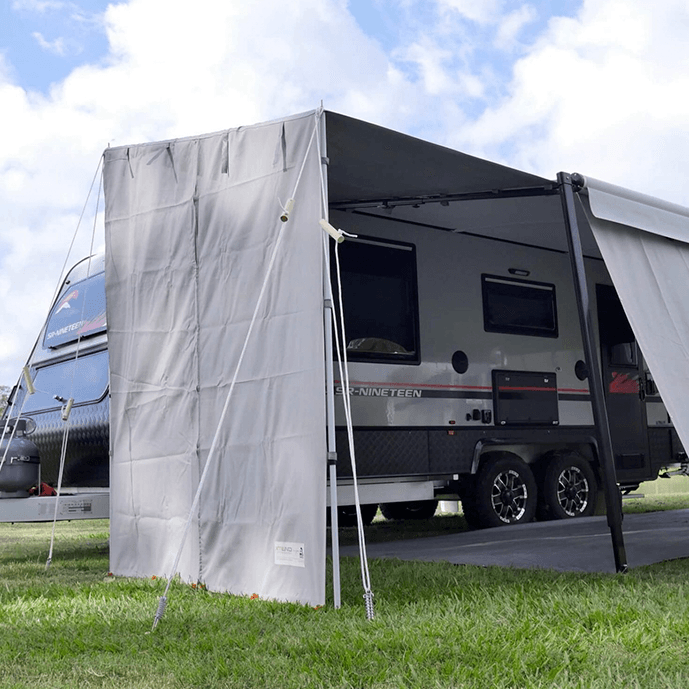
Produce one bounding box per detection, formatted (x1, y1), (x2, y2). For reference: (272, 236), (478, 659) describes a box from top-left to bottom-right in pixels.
(471, 437), (601, 476)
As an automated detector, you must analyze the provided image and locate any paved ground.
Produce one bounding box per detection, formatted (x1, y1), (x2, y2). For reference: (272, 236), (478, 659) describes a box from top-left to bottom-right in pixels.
(339, 509), (689, 573)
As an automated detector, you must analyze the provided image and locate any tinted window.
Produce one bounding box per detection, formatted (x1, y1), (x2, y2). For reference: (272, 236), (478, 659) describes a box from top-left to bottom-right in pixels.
(332, 237), (419, 363)
(44, 272), (106, 349)
(482, 274), (558, 338)
(21, 351), (109, 413)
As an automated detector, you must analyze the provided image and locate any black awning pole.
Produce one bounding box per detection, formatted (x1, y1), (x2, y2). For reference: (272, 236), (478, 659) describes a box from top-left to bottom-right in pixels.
(558, 172), (628, 574)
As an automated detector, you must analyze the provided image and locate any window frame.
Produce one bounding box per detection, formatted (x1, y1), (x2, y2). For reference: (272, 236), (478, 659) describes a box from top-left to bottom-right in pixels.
(482, 273), (559, 339)
(43, 272), (107, 350)
(331, 235), (421, 365)
(20, 350), (110, 414)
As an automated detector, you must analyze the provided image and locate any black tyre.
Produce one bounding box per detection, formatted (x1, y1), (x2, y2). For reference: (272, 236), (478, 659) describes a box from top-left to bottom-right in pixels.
(457, 477), (482, 529)
(541, 451), (598, 520)
(473, 453), (537, 528)
(336, 503), (377, 528)
(460, 497), (482, 529)
(380, 500), (438, 521)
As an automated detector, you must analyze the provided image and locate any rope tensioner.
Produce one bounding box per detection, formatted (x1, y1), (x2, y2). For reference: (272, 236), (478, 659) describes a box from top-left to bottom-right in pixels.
(319, 219), (343, 243)
(22, 366), (36, 395)
(280, 198), (295, 223)
(320, 220), (357, 244)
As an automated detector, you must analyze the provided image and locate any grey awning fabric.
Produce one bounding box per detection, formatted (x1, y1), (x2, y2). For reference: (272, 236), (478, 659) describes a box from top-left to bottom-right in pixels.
(323, 112), (606, 256)
(103, 110), (327, 606)
(582, 175), (689, 243)
(579, 176), (689, 459)
(325, 111), (552, 204)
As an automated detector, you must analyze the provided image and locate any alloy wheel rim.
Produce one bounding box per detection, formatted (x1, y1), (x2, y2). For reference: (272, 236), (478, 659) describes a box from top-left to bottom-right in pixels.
(490, 469), (528, 523)
(556, 466), (589, 516)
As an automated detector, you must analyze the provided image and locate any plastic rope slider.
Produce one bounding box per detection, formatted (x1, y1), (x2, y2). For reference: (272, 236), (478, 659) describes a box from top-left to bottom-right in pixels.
(22, 366), (36, 395)
(280, 198), (295, 223)
(61, 398), (74, 422)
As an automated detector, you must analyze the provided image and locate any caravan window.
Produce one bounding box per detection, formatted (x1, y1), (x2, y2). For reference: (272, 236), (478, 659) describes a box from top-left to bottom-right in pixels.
(482, 274), (558, 338)
(43, 272), (107, 349)
(331, 236), (419, 363)
(21, 351), (109, 414)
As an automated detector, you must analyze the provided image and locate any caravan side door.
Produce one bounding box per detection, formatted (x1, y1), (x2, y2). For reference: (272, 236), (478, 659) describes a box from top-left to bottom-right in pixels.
(596, 284), (651, 484)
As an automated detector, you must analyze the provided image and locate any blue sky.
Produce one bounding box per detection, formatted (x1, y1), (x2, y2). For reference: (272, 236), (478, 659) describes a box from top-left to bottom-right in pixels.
(3, 0), (577, 98)
(2, 0), (689, 383)
(0, 0), (109, 91)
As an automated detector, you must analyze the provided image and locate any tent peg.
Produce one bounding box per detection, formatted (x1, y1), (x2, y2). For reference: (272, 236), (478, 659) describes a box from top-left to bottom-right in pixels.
(152, 595), (168, 631)
(364, 590), (375, 620)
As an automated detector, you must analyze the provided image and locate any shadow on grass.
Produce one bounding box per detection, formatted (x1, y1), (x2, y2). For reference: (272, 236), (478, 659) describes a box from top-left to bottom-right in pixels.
(334, 494), (689, 548)
(0, 538), (109, 566)
(334, 513), (471, 548)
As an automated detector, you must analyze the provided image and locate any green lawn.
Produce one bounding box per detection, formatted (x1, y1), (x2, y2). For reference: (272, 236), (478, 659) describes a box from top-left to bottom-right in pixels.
(1, 494), (689, 688)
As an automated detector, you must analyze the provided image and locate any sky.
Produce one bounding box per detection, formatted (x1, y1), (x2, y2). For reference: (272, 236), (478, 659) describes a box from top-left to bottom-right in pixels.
(2, 0), (689, 385)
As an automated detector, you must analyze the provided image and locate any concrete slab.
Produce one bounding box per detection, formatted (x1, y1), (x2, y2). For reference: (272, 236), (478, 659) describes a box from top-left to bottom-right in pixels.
(339, 509), (689, 573)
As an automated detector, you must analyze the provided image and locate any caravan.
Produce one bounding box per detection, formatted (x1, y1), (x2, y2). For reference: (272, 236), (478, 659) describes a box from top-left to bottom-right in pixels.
(2, 184), (685, 529)
(327, 211), (681, 528)
(0, 255), (109, 519)
(1, 111), (687, 535)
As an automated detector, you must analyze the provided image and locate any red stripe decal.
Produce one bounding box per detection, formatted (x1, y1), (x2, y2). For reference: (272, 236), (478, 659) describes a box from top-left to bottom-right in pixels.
(336, 380), (493, 391)
(336, 381), (589, 395)
(498, 386), (556, 392)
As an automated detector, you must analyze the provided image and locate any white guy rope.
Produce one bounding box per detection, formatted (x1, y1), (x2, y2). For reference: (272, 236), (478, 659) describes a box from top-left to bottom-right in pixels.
(2, 155), (104, 484)
(46, 172), (103, 571)
(0, 376), (33, 476)
(46, 167), (103, 571)
(50, 155), (104, 310)
(331, 244), (375, 619)
(315, 115), (374, 618)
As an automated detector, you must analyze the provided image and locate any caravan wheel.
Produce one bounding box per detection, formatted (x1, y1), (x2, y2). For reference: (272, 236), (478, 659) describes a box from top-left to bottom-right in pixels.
(336, 504), (378, 528)
(473, 453), (537, 528)
(540, 452), (598, 519)
(457, 478), (482, 529)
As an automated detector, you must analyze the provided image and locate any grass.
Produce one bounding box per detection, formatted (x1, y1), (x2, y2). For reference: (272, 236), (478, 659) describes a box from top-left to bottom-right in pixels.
(1, 494), (689, 688)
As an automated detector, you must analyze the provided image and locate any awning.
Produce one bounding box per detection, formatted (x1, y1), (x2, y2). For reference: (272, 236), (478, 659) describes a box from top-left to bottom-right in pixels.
(579, 176), (689, 458)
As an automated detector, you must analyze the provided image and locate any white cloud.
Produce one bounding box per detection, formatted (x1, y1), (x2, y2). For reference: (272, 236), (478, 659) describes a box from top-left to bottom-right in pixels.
(437, 0), (503, 24)
(448, 0), (689, 205)
(32, 31), (67, 55)
(395, 39), (455, 95)
(3, 0), (689, 384)
(0, 0), (424, 383)
(494, 4), (537, 51)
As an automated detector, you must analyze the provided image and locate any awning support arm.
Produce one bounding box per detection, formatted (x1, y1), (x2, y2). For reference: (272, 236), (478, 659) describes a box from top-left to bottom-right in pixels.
(319, 108), (342, 609)
(558, 171), (628, 574)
